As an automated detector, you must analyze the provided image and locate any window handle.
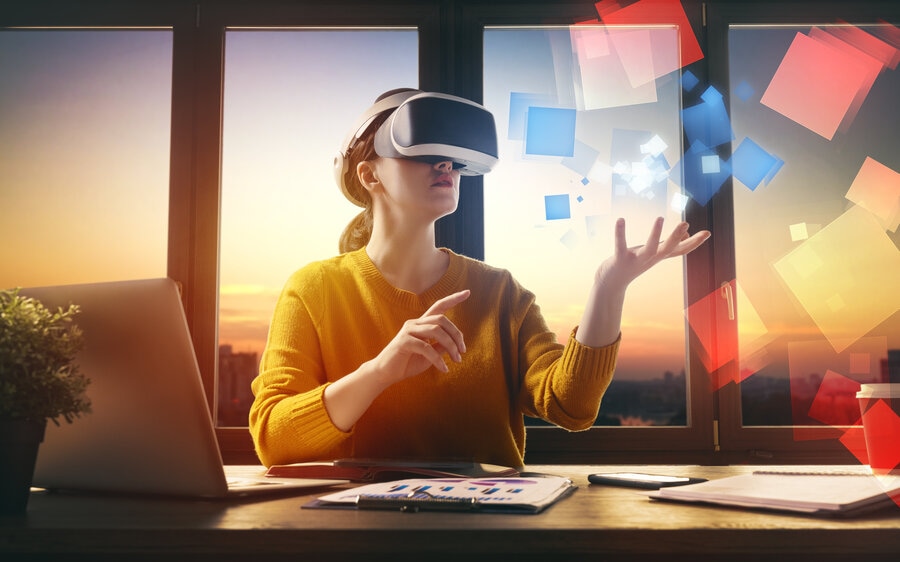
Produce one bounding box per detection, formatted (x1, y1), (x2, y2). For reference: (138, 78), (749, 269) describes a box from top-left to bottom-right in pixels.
(720, 281), (735, 321)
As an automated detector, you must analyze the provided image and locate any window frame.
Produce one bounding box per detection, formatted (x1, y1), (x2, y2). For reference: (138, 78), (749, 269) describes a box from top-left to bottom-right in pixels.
(5, 0), (897, 466)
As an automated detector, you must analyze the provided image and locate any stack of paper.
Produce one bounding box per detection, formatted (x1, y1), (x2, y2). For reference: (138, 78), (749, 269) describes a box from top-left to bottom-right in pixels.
(649, 471), (900, 516)
(305, 475), (575, 513)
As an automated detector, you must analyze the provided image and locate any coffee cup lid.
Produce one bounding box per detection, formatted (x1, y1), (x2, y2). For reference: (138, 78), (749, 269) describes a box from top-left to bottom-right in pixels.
(856, 383), (900, 399)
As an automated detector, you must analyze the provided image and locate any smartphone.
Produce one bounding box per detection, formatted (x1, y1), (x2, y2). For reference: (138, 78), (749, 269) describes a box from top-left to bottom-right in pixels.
(588, 472), (707, 489)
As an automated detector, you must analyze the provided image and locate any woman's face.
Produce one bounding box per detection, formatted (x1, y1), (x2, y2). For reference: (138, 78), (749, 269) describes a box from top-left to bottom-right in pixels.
(368, 157), (461, 223)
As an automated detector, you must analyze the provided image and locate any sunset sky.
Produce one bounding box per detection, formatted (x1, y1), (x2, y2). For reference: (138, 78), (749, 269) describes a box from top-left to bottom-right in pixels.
(3, 18), (898, 396)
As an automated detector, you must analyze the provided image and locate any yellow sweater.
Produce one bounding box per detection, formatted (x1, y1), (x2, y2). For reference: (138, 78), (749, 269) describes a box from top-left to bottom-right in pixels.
(249, 248), (619, 468)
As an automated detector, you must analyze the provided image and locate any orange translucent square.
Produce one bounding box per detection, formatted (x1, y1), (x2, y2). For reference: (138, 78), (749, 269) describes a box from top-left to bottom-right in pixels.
(845, 156), (900, 232)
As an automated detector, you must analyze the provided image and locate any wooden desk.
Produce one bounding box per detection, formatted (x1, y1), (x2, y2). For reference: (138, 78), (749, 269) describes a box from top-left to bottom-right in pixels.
(2, 465), (899, 561)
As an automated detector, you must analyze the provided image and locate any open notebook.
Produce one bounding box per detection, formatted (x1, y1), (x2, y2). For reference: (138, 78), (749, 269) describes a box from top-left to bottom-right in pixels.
(648, 470), (900, 517)
(22, 278), (342, 499)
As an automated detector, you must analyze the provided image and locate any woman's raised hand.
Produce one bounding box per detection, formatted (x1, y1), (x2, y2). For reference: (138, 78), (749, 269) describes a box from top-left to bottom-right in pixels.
(596, 217), (710, 291)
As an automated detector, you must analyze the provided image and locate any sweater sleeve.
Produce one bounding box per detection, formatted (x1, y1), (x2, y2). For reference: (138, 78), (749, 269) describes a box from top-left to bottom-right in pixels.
(248, 269), (350, 467)
(515, 288), (620, 431)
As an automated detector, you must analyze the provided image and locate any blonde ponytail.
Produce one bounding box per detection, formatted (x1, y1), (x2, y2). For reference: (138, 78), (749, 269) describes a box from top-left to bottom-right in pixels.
(337, 111), (390, 253)
(339, 208), (373, 253)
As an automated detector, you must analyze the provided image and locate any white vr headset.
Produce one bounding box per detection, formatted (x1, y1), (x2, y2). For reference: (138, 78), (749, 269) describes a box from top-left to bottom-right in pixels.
(334, 89), (499, 206)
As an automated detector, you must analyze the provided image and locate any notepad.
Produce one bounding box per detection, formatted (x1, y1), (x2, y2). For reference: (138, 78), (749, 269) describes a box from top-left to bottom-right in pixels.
(304, 475), (576, 513)
(648, 471), (900, 517)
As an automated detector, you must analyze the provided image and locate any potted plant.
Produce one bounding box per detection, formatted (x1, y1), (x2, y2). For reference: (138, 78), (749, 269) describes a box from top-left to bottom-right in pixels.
(0, 288), (91, 515)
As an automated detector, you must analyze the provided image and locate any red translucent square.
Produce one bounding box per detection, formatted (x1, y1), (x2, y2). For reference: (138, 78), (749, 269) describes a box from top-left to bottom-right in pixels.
(761, 32), (872, 140)
(686, 280), (738, 388)
(861, 399), (900, 474)
(595, 0), (704, 68)
(839, 422), (869, 465)
(806, 370), (862, 427)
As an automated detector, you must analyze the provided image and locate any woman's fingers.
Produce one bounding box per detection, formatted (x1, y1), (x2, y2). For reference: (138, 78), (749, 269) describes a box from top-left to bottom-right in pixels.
(406, 315), (465, 363)
(425, 289), (470, 316)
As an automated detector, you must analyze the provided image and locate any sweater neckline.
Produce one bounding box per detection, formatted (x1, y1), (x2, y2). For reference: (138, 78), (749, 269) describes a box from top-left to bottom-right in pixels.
(350, 247), (465, 309)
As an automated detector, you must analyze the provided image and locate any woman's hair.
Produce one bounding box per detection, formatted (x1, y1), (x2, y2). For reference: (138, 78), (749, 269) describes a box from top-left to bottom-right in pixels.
(338, 111), (391, 253)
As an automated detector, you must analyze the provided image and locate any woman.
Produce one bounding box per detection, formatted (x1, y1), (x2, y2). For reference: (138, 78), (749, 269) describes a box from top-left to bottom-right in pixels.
(249, 89), (710, 468)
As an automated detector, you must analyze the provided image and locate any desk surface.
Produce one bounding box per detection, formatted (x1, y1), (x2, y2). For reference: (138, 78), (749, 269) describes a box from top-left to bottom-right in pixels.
(3, 464), (900, 561)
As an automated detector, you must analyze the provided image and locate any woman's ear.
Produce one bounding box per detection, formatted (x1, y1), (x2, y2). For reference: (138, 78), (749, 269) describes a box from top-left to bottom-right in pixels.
(356, 160), (381, 195)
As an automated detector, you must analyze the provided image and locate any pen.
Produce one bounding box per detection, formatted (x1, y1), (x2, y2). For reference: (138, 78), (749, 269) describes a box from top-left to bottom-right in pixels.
(355, 490), (481, 512)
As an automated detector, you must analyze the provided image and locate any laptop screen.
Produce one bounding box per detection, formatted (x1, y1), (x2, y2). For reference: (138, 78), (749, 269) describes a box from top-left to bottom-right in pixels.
(23, 278), (229, 497)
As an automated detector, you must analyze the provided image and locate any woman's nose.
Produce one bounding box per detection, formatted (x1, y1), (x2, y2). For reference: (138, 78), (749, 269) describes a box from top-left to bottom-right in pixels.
(433, 160), (453, 172)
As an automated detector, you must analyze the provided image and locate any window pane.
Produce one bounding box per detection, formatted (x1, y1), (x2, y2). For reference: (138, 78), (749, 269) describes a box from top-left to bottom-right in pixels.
(218, 29), (418, 427)
(483, 26), (690, 427)
(0, 30), (171, 288)
(728, 24), (900, 429)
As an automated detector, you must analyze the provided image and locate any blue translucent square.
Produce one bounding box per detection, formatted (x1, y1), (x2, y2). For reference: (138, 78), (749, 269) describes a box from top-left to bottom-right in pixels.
(544, 194), (571, 220)
(734, 79), (755, 102)
(525, 107), (576, 157)
(700, 85), (723, 105)
(730, 137), (781, 190)
(681, 70), (700, 92)
(562, 140), (600, 177)
(671, 141), (732, 206)
(508, 92), (554, 141)
(682, 88), (734, 149)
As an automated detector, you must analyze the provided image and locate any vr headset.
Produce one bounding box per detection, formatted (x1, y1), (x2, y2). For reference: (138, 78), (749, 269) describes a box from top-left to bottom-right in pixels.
(334, 89), (499, 206)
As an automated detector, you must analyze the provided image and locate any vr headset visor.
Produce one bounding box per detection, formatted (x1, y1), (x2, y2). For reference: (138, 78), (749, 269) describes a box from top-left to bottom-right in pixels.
(373, 92), (498, 176)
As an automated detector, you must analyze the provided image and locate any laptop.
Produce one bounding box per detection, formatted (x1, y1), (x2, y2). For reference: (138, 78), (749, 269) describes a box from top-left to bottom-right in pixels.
(21, 277), (342, 499)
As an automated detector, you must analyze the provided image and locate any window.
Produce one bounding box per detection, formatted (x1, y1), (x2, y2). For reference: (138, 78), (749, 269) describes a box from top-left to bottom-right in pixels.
(6, 1), (898, 466)
(0, 29), (172, 289)
(217, 28), (418, 426)
(708, 7), (900, 461)
(483, 25), (691, 428)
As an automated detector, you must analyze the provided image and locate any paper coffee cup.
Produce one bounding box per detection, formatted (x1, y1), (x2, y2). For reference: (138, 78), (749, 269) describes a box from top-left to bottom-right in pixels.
(856, 384), (900, 474)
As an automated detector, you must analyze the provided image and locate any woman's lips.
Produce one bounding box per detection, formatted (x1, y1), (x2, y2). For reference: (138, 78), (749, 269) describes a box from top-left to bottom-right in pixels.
(432, 174), (454, 187)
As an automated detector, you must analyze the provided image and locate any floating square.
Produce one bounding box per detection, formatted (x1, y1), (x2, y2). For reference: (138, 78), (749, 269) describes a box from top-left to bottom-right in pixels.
(806, 370), (862, 427)
(773, 206), (900, 353)
(701, 155), (721, 174)
(845, 156), (900, 232)
(544, 194), (571, 220)
(605, 26), (679, 89)
(760, 32), (872, 140)
(671, 140), (732, 206)
(671, 192), (689, 212)
(734, 79), (755, 101)
(730, 137), (782, 191)
(685, 279), (739, 387)
(598, 0), (705, 68)
(575, 33), (659, 110)
(681, 69), (700, 92)
(790, 223), (809, 241)
(525, 107), (577, 157)
(849, 353), (871, 375)
(508, 92), (555, 140)
(682, 86), (734, 149)
(640, 134), (668, 157)
(787, 337), (886, 439)
(562, 140), (601, 177)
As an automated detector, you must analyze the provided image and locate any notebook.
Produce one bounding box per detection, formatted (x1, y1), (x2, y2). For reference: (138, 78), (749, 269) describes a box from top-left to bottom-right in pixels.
(648, 470), (900, 517)
(21, 278), (343, 499)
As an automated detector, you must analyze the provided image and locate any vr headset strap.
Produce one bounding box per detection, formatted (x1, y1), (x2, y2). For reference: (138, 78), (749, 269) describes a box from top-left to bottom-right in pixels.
(338, 90), (420, 158)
